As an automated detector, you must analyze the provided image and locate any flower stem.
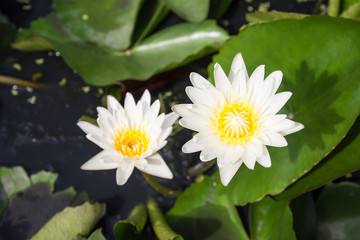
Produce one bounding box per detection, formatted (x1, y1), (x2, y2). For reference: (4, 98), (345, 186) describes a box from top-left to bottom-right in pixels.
(187, 160), (216, 177)
(141, 172), (182, 198)
(328, 0), (340, 17)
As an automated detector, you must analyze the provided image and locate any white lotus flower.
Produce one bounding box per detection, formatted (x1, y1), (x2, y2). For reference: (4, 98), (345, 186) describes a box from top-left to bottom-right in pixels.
(77, 90), (178, 185)
(172, 53), (304, 186)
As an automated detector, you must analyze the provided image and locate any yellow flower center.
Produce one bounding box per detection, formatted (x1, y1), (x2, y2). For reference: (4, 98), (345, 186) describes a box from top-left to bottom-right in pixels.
(212, 102), (258, 144)
(113, 128), (150, 158)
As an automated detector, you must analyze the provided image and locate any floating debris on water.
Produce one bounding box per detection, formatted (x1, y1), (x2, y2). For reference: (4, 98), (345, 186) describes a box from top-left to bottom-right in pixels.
(35, 58), (45, 65)
(247, 5), (254, 12)
(98, 88), (104, 95)
(245, 0), (253, 3)
(26, 87), (33, 93)
(11, 88), (19, 96)
(27, 96), (37, 104)
(16, 0), (30, 3)
(32, 72), (43, 82)
(55, 52), (61, 57)
(13, 63), (22, 71)
(48, 52), (54, 56)
(82, 86), (91, 93)
(22, 4), (32, 11)
(258, 2), (271, 12)
(58, 77), (67, 86)
(82, 14), (89, 21)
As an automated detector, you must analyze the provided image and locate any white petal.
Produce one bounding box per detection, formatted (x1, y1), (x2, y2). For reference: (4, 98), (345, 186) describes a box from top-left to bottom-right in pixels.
(219, 160), (242, 186)
(157, 127), (172, 143)
(269, 119), (296, 132)
(265, 131), (288, 147)
(182, 138), (203, 153)
(179, 115), (206, 132)
(246, 143), (263, 157)
(81, 151), (120, 170)
(116, 162), (135, 185)
(141, 153), (173, 179)
(214, 63), (232, 98)
(200, 145), (218, 162)
(171, 104), (193, 118)
(248, 65), (265, 87)
(163, 112), (178, 128)
(265, 70), (283, 96)
(232, 69), (247, 99)
(107, 95), (122, 115)
(86, 133), (112, 150)
(280, 121), (304, 136)
(190, 72), (213, 89)
(257, 146), (271, 168)
(263, 92), (292, 116)
(134, 159), (148, 170)
(139, 89), (151, 114)
(77, 121), (102, 136)
(242, 151), (256, 169)
(228, 53), (249, 83)
(145, 99), (160, 123)
(124, 93), (141, 128)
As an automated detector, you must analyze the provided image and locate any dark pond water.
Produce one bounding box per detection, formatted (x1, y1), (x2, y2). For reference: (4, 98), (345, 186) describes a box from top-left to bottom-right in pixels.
(0, 0), (318, 238)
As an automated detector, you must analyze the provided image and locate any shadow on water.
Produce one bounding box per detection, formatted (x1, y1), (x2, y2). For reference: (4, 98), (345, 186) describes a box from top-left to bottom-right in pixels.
(282, 61), (343, 162)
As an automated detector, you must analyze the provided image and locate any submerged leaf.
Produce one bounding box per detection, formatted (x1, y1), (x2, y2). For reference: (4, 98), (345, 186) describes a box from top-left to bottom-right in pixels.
(315, 182), (360, 240)
(30, 171), (58, 192)
(245, 10), (308, 24)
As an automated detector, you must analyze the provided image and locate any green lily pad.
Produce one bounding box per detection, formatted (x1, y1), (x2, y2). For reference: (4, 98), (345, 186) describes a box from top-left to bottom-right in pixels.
(315, 182), (360, 240)
(113, 204), (149, 240)
(14, 20), (228, 85)
(207, 16), (360, 205)
(249, 197), (296, 240)
(53, 0), (142, 50)
(32, 201), (105, 240)
(275, 117), (360, 200)
(167, 176), (249, 240)
(0, 166), (30, 217)
(162, 0), (209, 23)
(30, 170), (58, 192)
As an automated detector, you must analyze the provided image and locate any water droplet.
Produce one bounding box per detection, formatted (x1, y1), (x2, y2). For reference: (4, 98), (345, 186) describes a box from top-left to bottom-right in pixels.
(55, 52), (61, 57)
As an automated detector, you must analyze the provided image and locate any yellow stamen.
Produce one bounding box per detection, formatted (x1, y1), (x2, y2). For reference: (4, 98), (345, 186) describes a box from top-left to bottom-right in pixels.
(113, 128), (150, 158)
(212, 102), (258, 144)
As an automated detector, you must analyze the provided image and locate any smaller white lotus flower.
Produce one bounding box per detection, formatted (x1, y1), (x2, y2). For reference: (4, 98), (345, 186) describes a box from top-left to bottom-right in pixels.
(172, 53), (304, 186)
(77, 90), (178, 185)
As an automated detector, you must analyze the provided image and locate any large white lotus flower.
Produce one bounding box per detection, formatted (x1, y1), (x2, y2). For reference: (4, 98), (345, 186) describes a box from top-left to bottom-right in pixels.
(172, 53), (304, 186)
(77, 90), (178, 185)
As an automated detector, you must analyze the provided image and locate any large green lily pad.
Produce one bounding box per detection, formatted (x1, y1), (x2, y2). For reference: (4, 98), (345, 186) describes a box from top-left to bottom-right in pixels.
(249, 197), (296, 240)
(206, 16), (360, 205)
(14, 19), (228, 85)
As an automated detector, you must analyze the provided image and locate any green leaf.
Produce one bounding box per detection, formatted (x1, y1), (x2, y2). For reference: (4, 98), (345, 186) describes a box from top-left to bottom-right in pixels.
(15, 20), (228, 85)
(340, 0), (360, 12)
(0, 12), (17, 62)
(208, 0), (234, 19)
(207, 16), (360, 205)
(53, 0), (142, 50)
(340, 2), (360, 19)
(161, 0), (210, 23)
(113, 204), (148, 240)
(249, 197), (296, 240)
(315, 182), (360, 240)
(147, 198), (183, 240)
(32, 201), (106, 240)
(245, 10), (308, 24)
(290, 193), (316, 240)
(131, 0), (170, 46)
(275, 117), (360, 200)
(0, 166), (30, 217)
(87, 228), (106, 240)
(167, 176), (249, 240)
(30, 170), (58, 192)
